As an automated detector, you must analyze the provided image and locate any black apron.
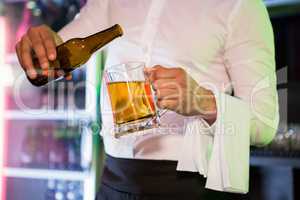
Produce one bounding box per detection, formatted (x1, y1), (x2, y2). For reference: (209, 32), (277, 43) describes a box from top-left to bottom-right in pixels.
(96, 154), (247, 200)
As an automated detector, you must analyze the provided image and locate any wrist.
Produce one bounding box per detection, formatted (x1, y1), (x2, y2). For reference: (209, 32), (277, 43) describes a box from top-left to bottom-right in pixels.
(194, 87), (217, 125)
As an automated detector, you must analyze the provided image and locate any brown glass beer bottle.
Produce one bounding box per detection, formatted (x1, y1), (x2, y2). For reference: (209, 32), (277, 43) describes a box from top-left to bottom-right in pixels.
(28, 24), (123, 86)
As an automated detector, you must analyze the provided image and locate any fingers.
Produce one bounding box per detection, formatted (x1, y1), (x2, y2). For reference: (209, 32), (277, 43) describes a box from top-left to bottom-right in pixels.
(19, 35), (36, 79)
(156, 88), (179, 100)
(16, 42), (36, 79)
(157, 99), (178, 110)
(145, 65), (183, 81)
(145, 65), (185, 111)
(40, 28), (57, 60)
(27, 27), (49, 69)
(152, 79), (179, 90)
(15, 25), (59, 80)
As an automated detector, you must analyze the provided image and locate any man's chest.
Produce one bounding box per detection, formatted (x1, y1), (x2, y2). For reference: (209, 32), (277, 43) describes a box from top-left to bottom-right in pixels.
(107, 0), (230, 67)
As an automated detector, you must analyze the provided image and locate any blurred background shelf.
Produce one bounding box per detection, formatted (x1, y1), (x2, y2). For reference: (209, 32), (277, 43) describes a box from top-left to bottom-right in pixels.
(251, 156), (300, 168)
(3, 167), (90, 181)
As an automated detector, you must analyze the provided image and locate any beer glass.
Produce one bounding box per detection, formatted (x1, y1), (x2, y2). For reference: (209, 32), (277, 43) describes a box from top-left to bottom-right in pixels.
(104, 62), (163, 138)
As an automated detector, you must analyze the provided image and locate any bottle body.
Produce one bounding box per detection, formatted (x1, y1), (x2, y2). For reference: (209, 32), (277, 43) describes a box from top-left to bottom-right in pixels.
(28, 24), (123, 86)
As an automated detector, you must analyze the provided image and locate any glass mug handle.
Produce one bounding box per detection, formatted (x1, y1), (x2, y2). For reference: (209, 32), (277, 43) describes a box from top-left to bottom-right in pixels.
(145, 83), (168, 126)
(157, 109), (168, 121)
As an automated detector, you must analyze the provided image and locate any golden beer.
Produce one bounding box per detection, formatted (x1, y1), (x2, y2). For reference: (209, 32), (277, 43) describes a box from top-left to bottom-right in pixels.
(107, 81), (156, 125)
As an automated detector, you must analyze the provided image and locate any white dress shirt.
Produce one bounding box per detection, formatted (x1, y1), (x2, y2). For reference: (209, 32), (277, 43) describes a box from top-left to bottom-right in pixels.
(59, 0), (279, 193)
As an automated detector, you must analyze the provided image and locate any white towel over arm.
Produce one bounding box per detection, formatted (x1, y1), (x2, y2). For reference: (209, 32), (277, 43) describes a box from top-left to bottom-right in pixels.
(177, 0), (279, 193)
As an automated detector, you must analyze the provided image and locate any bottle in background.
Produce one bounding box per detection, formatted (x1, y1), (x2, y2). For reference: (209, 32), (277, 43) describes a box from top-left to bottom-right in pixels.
(48, 125), (57, 169)
(40, 87), (49, 109)
(74, 125), (82, 170)
(35, 126), (49, 168)
(49, 123), (64, 169)
(45, 180), (83, 200)
(20, 127), (37, 167)
(45, 179), (56, 200)
(66, 82), (75, 110)
(80, 123), (92, 170)
(48, 82), (56, 110)
(66, 181), (76, 200)
(55, 180), (67, 200)
(66, 125), (77, 170)
(42, 125), (51, 167)
(57, 81), (66, 110)
(73, 69), (86, 109)
(66, 181), (83, 200)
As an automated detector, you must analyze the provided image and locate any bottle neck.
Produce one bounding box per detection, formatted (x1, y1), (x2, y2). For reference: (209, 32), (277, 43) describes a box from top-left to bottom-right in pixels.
(84, 24), (123, 53)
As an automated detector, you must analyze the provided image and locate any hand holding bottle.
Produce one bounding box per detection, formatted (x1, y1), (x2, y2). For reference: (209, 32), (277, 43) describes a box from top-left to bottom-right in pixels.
(15, 25), (72, 80)
(15, 24), (123, 86)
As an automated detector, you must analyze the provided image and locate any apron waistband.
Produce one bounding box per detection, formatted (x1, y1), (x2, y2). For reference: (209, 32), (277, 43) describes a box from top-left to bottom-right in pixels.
(101, 154), (206, 195)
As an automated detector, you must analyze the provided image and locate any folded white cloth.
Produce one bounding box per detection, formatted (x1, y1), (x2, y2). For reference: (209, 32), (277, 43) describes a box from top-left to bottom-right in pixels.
(177, 91), (250, 193)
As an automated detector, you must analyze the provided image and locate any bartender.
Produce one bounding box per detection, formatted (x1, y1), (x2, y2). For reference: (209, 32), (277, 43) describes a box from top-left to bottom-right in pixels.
(15, 0), (279, 199)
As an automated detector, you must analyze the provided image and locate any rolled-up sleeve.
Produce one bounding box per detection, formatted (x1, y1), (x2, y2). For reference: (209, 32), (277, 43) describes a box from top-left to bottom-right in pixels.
(58, 0), (109, 42)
